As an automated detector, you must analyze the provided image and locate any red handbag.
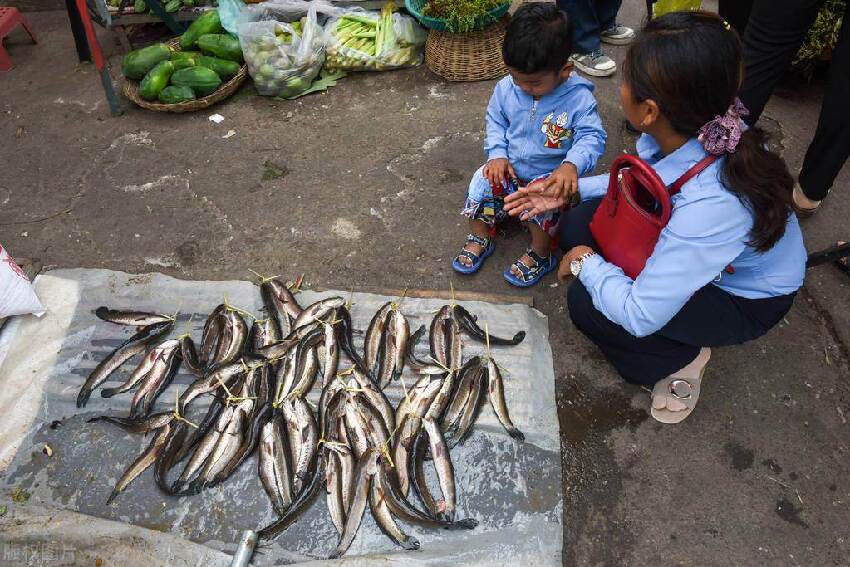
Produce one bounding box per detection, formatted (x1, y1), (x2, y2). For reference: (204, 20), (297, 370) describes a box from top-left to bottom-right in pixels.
(589, 153), (718, 279)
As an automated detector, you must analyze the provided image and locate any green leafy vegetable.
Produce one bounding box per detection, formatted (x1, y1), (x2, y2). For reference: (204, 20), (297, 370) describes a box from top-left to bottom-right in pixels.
(280, 70), (347, 100)
(423, 0), (506, 33)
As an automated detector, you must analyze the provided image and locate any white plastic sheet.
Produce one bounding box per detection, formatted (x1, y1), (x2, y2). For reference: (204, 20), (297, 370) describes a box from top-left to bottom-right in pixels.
(0, 269), (562, 565)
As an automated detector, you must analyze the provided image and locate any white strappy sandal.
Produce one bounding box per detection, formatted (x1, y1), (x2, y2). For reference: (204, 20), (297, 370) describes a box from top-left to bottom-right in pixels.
(651, 348), (711, 424)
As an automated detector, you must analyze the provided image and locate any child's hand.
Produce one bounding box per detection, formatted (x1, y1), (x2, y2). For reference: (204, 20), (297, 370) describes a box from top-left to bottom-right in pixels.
(483, 158), (517, 188)
(537, 162), (579, 200)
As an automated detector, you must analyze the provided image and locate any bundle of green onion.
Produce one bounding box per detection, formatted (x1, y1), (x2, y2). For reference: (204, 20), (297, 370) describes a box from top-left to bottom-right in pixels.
(325, 3), (422, 71)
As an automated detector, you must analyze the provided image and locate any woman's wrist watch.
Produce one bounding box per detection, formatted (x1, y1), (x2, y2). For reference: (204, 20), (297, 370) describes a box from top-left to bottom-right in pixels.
(570, 251), (597, 277)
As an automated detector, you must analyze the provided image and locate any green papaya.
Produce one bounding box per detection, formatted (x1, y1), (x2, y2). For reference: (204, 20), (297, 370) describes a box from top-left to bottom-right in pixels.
(165, 0), (181, 13)
(170, 66), (222, 96)
(183, 0), (194, 6)
(172, 57), (197, 70)
(198, 33), (243, 63)
(158, 85), (196, 104)
(138, 60), (175, 100)
(179, 9), (222, 50)
(121, 42), (171, 80)
(133, 0), (146, 12)
(196, 55), (240, 80)
(171, 50), (201, 62)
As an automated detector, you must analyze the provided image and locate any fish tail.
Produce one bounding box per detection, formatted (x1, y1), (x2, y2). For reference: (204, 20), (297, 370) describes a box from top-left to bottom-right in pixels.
(76, 388), (92, 408)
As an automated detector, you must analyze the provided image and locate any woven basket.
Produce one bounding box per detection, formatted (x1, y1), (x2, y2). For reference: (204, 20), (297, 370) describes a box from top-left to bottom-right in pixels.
(122, 39), (248, 113)
(425, 17), (508, 82)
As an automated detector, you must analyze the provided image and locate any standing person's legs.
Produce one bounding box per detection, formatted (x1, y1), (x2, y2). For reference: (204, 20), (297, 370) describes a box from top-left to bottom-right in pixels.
(738, 0), (824, 125)
(797, 1), (850, 203)
(556, 0), (602, 55)
(717, 0), (754, 36)
(595, 0), (623, 35)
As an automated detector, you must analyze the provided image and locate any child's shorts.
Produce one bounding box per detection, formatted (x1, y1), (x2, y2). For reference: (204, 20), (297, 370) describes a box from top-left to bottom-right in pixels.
(460, 165), (560, 237)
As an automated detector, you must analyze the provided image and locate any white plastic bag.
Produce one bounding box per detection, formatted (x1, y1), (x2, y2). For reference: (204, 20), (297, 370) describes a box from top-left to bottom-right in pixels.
(324, 4), (425, 72)
(0, 244), (44, 318)
(239, 4), (325, 97)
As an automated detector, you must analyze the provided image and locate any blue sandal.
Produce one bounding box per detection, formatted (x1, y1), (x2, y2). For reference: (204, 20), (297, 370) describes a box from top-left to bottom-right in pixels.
(452, 234), (495, 274)
(503, 248), (556, 287)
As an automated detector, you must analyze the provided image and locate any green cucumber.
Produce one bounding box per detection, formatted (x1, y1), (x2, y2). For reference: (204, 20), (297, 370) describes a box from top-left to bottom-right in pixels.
(133, 0), (146, 13)
(198, 33), (243, 63)
(165, 0), (181, 13)
(158, 85), (196, 104)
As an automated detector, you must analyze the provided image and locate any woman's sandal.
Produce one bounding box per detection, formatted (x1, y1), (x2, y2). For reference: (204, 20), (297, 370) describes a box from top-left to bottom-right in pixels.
(503, 248), (557, 288)
(651, 347), (711, 424)
(452, 234), (495, 274)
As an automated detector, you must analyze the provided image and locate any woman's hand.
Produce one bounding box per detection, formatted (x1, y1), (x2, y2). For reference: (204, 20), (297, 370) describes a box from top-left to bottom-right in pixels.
(558, 245), (595, 281)
(503, 186), (567, 220)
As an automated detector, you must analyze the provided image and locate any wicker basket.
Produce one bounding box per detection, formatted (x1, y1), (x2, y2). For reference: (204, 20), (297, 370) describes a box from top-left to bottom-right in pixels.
(425, 17), (508, 82)
(122, 39), (248, 113)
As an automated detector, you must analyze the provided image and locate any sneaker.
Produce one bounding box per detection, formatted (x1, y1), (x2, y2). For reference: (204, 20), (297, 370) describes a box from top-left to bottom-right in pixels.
(570, 51), (616, 77)
(600, 24), (635, 45)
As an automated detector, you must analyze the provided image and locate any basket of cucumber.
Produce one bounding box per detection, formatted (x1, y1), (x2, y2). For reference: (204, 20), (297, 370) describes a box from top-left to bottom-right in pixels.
(121, 10), (248, 112)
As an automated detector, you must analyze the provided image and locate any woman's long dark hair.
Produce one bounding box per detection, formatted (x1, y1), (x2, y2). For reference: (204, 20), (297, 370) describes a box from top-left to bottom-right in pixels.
(623, 11), (793, 252)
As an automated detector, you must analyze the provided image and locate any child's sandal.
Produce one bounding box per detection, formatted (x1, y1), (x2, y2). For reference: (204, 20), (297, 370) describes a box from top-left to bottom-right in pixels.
(452, 234), (495, 274)
(503, 248), (556, 287)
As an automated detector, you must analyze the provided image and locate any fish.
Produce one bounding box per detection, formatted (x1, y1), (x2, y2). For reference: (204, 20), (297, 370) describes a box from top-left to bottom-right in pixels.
(94, 307), (173, 327)
(334, 306), (369, 376)
(100, 342), (167, 399)
(328, 426), (355, 510)
(350, 368), (395, 434)
(427, 356), (479, 424)
(441, 365), (482, 437)
(292, 296), (345, 331)
(364, 301), (393, 373)
(77, 320), (173, 408)
(485, 357), (524, 441)
(173, 404), (235, 494)
(196, 400), (250, 488)
(210, 308), (248, 370)
(320, 319), (340, 389)
(280, 398), (318, 495)
(423, 417), (456, 521)
(180, 335), (206, 377)
(261, 278), (303, 338)
(249, 318), (280, 354)
(447, 365), (488, 447)
(258, 449), (327, 541)
(343, 394), (371, 459)
(370, 468), (420, 551)
(394, 415), (422, 498)
(211, 401), (272, 486)
(128, 342), (181, 419)
(325, 450), (346, 535)
(199, 304), (226, 366)
(329, 448), (379, 558)
(429, 305), (452, 367)
(154, 419), (192, 496)
(273, 348), (299, 403)
(377, 459), (478, 530)
(378, 307), (409, 389)
(454, 305), (526, 346)
(411, 425), (441, 518)
(259, 411), (294, 515)
(287, 332), (321, 398)
(445, 314), (462, 371)
(405, 324), (430, 369)
(106, 422), (172, 504)
(173, 397), (225, 465)
(87, 411), (173, 434)
(177, 356), (260, 414)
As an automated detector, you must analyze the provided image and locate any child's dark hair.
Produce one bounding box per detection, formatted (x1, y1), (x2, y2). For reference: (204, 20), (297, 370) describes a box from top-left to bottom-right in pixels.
(502, 3), (573, 74)
(624, 11), (793, 252)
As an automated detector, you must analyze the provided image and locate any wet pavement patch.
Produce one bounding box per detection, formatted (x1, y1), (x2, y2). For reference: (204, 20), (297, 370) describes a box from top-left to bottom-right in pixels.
(724, 441), (755, 471)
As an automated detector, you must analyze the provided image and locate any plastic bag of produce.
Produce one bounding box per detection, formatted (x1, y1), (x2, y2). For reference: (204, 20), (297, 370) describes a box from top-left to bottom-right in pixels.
(324, 3), (425, 72)
(0, 244), (44, 318)
(238, 3), (325, 97)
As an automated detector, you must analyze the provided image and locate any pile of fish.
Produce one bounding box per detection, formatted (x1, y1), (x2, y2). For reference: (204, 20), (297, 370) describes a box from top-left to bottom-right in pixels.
(78, 277), (527, 557)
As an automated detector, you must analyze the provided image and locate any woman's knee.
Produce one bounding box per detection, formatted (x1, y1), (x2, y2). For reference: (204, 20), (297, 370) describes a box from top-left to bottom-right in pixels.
(567, 280), (595, 330)
(558, 198), (601, 251)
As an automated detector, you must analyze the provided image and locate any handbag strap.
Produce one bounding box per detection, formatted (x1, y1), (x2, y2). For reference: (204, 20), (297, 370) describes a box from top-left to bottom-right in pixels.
(669, 155), (719, 196)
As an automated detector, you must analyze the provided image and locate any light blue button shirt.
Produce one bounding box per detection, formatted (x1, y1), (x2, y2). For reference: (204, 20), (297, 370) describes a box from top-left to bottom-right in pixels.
(576, 134), (807, 338)
(477, 73), (606, 203)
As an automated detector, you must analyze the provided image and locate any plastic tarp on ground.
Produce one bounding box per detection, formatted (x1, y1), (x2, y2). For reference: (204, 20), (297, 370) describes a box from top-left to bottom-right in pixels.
(0, 269), (562, 566)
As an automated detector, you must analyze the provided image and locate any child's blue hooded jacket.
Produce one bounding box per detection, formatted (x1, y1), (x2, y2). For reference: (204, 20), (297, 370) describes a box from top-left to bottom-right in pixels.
(484, 73), (607, 182)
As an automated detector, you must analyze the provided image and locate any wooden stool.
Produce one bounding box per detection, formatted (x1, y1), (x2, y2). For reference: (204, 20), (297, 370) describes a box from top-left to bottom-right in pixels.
(0, 7), (37, 72)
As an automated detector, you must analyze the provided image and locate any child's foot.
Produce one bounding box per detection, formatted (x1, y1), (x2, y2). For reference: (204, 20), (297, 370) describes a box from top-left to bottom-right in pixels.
(503, 249), (556, 287)
(452, 234), (494, 274)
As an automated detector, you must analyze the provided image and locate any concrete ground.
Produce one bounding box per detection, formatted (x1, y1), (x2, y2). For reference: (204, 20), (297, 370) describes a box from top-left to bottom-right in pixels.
(1, 1), (849, 565)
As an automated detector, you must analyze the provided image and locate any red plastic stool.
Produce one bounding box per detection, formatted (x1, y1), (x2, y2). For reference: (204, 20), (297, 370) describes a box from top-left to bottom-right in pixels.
(0, 8), (37, 72)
